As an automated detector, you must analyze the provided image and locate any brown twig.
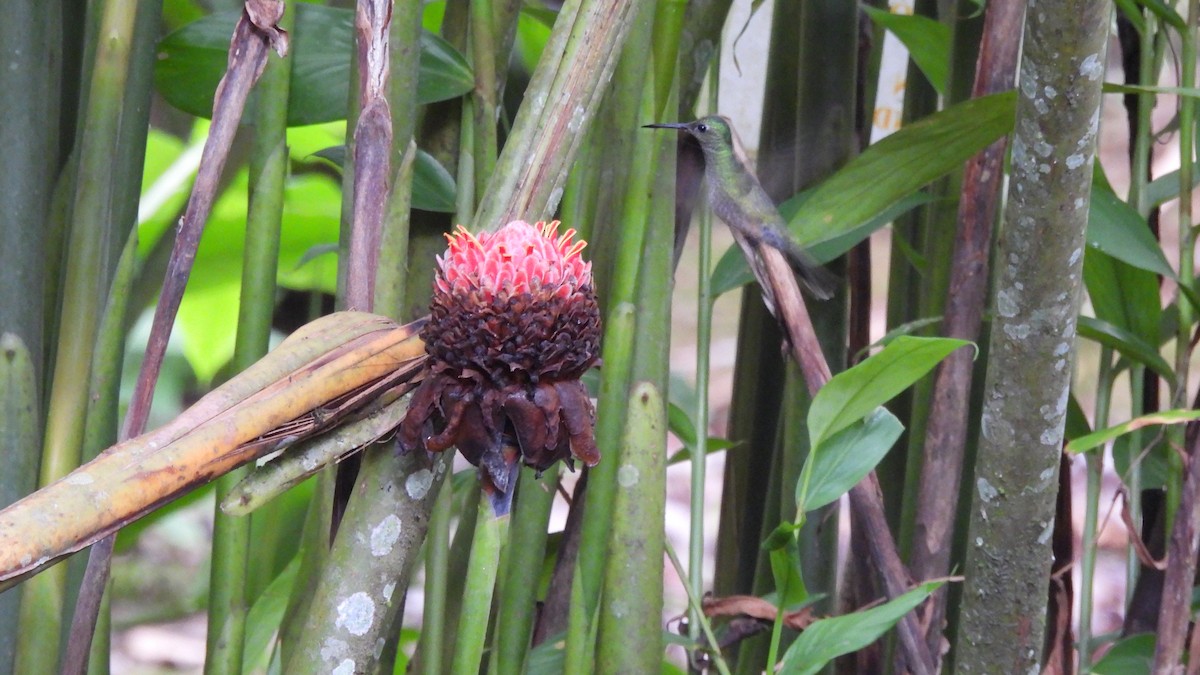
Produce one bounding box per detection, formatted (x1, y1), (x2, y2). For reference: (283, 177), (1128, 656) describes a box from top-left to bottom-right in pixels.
(907, 0), (1024, 663)
(1153, 427), (1200, 671)
(60, 6), (287, 671)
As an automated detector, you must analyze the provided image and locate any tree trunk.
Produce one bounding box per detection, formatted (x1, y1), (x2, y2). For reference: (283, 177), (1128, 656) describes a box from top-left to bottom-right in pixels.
(953, 1), (1109, 671)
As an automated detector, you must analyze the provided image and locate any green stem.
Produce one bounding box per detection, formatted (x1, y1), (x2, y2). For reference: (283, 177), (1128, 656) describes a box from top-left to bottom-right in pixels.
(1078, 347), (1114, 672)
(450, 493), (509, 675)
(205, 5), (294, 671)
(418, 475), (453, 675)
(665, 542), (732, 675)
(469, 0), (498, 207)
(597, 382), (667, 673)
(492, 467), (560, 675)
(1169, 0), (1199, 535)
(15, 1), (140, 670)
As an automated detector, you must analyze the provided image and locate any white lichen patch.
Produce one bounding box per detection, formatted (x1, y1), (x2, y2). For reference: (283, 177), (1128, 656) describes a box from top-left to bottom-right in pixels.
(1065, 153), (1086, 170)
(1003, 323), (1030, 340)
(1054, 342), (1071, 356)
(320, 637), (349, 662)
(405, 468), (433, 500)
(996, 289), (1019, 318)
(1043, 85), (1058, 99)
(336, 592), (376, 636)
(332, 659), (355, 675)
(1080, 53), (1104, 80)
(977, 477), (999, 503)
(1068, 247), (1082, 266)
(617, 464), (639, 488)
(65, 473), (94, 486)
(383, 581), (396, 602)
(370, 514), (403, 557)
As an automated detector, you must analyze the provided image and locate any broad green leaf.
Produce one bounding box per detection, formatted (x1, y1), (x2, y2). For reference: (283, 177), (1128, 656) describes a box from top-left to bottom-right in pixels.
(1066, 393), (1092, 441)
(412, 149), (458, 213)
(1092, 633), (1154, 675)
(709, 191), (933, 297)
(800, 408), (903, 512)
(306, 144), (457, 213)
(1066, 409), (1200, 454)
(156, 6), (473, 125)
(1083, 249), (1162, 342)
(789, 91), (1015, 246)
(1076, 316), (1173, 380)
(242, 557), (299, 674)
(862, 7), (950, 95)
(1088, 169), (1175, 279)
(808, 336), (969, 448)
(779, 580), (945, 675)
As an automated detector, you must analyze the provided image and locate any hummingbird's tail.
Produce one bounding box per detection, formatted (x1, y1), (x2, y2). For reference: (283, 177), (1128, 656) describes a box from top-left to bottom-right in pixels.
(760, 227), (838, 300)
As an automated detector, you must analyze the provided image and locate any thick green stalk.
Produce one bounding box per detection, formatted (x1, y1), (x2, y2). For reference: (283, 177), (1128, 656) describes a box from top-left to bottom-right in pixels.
(0, 335), (39, 674)
(562, 303), (635, 671)
(563, 4), (662, 662)
(15, 2), (140, 671)
(955, 0), (1109, 669)
(596, 382), (667, 673)
(1077, 348), (1114, 672)
(450, 495), (509, 675)
(417, 476), (453, 675)
(491, 467), (560, 675)
(206, 6), (294, 671)
(469, 0), (499, 206)
(472, 0), (637, 228)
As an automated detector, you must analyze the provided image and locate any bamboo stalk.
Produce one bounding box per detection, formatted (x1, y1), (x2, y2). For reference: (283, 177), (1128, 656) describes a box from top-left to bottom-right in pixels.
(205, 3), (295, 670)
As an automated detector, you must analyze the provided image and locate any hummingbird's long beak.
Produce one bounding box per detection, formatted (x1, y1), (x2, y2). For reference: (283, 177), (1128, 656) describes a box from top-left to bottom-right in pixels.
(642, 122), (689, 130)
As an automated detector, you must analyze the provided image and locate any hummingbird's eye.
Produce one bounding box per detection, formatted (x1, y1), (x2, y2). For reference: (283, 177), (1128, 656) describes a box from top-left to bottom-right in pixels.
(696, 123), (708, 133)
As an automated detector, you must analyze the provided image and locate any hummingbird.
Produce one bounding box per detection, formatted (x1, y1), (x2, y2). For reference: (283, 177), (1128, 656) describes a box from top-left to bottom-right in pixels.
(644, 115), (836, 301)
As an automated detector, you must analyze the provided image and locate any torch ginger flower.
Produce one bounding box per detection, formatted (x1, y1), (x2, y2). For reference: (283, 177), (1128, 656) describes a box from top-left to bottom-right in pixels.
(398, 220), (602, 496)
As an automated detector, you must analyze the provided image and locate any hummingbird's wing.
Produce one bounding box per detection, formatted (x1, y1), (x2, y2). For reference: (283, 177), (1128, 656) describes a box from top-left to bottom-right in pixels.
(758, 226), (838, 301)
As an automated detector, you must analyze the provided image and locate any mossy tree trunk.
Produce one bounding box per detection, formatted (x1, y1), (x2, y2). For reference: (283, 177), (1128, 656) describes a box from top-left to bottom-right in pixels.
(954, 1), (1109, 671)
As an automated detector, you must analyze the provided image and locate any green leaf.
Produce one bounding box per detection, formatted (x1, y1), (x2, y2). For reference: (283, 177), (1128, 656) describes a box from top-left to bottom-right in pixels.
(789, 91), (1015, 248)
(861, 7), (950, 95)
(768, 538), (808, 609)
(242, 557), (299, 674)
(1087, 169), (1175, 279)
(305, 145), (457, 213)
(710, 191), (933, 297)
(155, 6), (473, 125)
(1083, 248), (1162, 342)
(808, 336), (969, 448)
(1092, 633), (1155, 675)
(800, 408), (903, 512)
(1076, 316), (1173, 380)
(779, 580), (945, 675)
(1066, 409), (1200, 454)
(412, 149), (458, 213)
(1145, 167), (1200, 208)
(665, 401), (738, 464)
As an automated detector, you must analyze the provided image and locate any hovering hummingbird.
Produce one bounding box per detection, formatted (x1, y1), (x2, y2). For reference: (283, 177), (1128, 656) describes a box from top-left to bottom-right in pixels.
(644, 115), (836, 300)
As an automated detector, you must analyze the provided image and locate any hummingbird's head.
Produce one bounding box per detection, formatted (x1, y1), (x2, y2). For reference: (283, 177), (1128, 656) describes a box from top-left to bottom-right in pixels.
(643, 115), (733, 154)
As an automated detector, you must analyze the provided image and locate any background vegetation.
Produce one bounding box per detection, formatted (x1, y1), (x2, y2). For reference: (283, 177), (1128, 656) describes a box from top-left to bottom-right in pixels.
(0, 0), (1196, 673)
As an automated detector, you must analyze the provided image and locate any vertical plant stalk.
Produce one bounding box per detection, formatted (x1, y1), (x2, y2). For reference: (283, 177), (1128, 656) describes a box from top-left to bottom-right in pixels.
(1078, 348), (1114, 671)
(472, 0), (637, 228)
(123, 5), (285, 438)
(345, 0), (392, 311)
(450, 493), (509, 674)
(15, 0), (146, 670)
(0, 335), (39, 673)
(61, 229), (139, 675)
(418, 478), (454, 675)
(469, 0), (499, 205)
(908, 0), (1024, 660)
(596, 381), (667, 673)
(954, 0), (1108, 670)
(205, 3), (294, 672)
(491, 468), (560, 675)
(1155, 424), (1200, 672)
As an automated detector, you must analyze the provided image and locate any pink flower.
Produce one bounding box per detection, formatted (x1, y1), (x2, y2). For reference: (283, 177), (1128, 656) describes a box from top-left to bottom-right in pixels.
(399, 220), (602, 495)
